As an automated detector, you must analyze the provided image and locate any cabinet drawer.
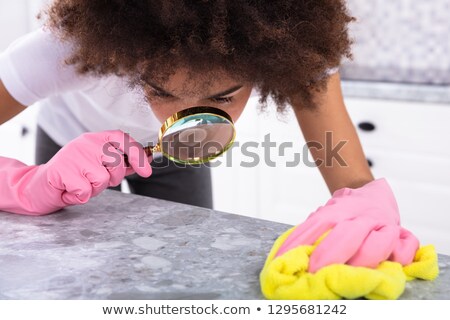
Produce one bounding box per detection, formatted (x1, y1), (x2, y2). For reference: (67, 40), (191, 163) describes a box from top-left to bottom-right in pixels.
(346, 98), (450, 157)
(364, 147), (450, 187)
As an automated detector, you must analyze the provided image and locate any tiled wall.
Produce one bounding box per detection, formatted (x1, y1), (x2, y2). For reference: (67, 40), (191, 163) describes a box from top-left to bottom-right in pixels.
(341, 0), (450, 85)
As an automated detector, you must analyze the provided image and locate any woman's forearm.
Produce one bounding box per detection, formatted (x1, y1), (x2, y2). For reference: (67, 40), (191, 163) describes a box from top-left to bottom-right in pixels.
(293, 72), (374, 193)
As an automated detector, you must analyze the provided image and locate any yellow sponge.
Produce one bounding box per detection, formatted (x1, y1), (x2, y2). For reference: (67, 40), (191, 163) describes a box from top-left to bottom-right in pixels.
(260, 227), (439, 300)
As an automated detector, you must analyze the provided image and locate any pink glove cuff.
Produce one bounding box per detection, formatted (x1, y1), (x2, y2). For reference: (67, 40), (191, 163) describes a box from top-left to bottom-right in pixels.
(274, 178), (419, 272)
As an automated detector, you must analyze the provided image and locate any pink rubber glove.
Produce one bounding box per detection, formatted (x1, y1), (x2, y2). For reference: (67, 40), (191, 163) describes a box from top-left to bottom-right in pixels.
(0, 130), (152, 215)
(274, 178), (419, 272)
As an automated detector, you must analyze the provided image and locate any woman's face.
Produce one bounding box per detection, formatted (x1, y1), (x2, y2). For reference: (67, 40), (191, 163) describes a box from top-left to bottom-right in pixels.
(144, 68), (253, 123)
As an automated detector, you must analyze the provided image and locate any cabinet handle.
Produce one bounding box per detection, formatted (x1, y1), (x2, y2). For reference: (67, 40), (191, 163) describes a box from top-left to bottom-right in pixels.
(21, 126), (29, 137)
(358, 122), (376, 132)
(367, 158), (373, 168)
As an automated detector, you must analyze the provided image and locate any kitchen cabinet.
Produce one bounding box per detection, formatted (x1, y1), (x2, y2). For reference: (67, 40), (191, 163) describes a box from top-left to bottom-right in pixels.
(0, 107), (39, 164)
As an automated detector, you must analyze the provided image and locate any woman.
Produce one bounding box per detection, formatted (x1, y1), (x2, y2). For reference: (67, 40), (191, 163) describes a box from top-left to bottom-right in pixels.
(0, 0), (418, 272)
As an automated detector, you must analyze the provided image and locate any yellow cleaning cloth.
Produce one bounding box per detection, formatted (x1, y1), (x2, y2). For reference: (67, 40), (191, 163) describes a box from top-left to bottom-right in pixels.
(260, 227), (439, 300)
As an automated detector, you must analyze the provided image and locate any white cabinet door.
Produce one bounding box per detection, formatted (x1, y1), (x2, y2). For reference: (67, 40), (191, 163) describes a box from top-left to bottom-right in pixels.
(346, 98), (450, 157)
(389, 178), (450, 254)
(0, 106), (39, 164)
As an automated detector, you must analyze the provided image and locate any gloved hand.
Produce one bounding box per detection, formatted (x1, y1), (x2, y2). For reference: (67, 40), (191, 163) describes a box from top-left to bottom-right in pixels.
(0, 130), (152, 215)
(274, 178), (419, 273)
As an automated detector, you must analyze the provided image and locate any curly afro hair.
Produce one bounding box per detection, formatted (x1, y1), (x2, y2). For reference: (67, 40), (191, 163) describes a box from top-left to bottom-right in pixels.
(44, 0), (354, 111)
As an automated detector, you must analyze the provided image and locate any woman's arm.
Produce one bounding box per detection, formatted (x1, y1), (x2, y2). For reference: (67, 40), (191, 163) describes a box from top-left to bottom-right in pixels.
(280, 74), (421, 271)
(0, 79), (26, 124)
(0, 130), (152, 215)
(293, 72), (374, 193)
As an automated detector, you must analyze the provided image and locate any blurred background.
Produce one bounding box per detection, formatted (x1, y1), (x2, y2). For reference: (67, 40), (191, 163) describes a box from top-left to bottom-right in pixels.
(1, 0), (449, 253)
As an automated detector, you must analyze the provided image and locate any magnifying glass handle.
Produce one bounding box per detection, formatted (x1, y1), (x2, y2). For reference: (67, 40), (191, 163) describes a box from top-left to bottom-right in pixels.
(123, 145), (155, 167)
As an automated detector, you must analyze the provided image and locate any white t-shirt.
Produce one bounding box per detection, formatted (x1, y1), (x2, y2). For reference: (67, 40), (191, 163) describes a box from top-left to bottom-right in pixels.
(0, 28), (338, 147)
(0, 28), (164, 146)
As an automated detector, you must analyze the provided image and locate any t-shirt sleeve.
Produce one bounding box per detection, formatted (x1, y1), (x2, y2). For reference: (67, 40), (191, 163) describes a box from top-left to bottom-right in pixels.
(0, 28), (94, 106)
(324, 66), (339, 76)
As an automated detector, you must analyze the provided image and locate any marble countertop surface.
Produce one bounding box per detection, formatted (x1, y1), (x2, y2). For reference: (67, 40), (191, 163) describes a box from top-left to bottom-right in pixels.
(0, 190), (449, 300)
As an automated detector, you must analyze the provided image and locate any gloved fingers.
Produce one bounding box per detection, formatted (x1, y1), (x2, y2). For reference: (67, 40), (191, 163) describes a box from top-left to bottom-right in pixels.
(308, 217), (379, 273)
(60, 175), (93, 205)
(102, 131), (152, 178)
(274, 218), (335, 258)
(124, 155), (153, 177)
(80, 143), (126, 189)
(347, 225), (399, 267)
(104, 153), (128, 187)
(389, 227), (420, 266)
(84, 168), (110, 197)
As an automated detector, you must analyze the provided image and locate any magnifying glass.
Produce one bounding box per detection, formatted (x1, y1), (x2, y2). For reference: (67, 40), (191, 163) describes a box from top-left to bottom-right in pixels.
(140, 106), (236, 164)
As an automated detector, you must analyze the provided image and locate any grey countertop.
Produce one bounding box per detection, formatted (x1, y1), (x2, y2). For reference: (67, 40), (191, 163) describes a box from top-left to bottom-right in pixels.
(341, 81), (450, 105)
(342, 78), (450, 105)
(0, 190), (449, 300)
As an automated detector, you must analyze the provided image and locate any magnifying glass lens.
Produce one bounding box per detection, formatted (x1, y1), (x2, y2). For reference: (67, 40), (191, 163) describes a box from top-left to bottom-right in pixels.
(161, 113), (234, 163)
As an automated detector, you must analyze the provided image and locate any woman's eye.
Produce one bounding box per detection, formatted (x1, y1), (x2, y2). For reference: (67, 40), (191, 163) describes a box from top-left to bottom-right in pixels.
(211, 96), (233, 104)
(152, 90), (172, 98)
(146, 87), (172, 99)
